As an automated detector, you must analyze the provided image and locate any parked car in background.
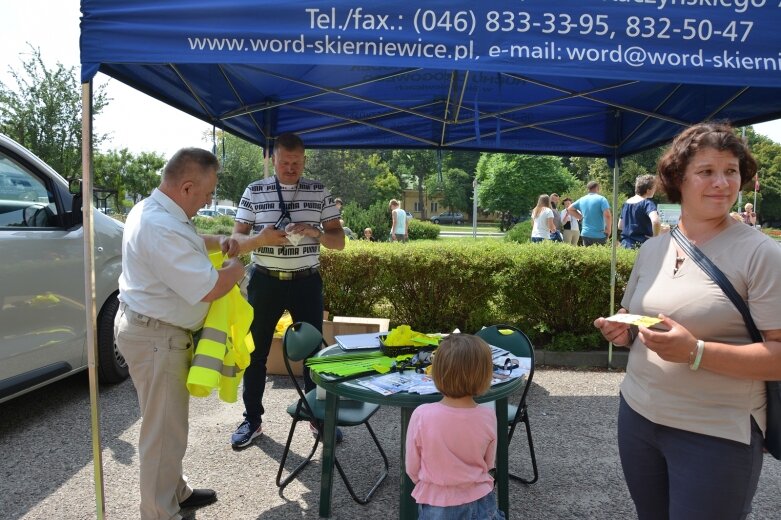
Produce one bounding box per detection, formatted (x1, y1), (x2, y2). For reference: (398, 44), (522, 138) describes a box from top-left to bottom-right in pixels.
(215, 205), (238, 217)
(0, 133), (127, 403)
(198, 206), (237, 218)
(197, 208), (217, 218)
(430, 211), (465, 225)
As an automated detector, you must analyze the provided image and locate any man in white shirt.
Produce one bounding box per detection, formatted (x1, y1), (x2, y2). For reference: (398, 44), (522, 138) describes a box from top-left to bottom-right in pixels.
(117, 148), (245, 520)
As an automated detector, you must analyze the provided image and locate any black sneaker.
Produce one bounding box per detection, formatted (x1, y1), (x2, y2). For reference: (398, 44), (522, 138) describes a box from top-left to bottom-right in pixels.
(179, 488), (217, 509)
(230, 420), (262, 448)
(309, 422), (344, 443)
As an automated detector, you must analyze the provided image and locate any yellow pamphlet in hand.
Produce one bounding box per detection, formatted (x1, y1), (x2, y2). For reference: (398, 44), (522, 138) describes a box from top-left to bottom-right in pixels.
(604, 313), (663, 328)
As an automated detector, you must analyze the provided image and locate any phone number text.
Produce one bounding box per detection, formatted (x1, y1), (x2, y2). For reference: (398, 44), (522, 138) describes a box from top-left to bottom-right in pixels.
(410, 10), (755, 43)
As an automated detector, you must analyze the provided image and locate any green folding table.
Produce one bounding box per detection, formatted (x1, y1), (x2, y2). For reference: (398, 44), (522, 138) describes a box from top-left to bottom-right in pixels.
(311, 346), (524, 519)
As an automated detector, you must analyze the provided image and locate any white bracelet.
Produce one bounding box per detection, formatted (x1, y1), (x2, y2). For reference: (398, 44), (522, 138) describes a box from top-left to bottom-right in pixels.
(689, 340), (705, 371)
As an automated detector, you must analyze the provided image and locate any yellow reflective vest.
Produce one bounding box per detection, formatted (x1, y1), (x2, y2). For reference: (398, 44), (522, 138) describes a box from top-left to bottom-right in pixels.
(187, 255), (255, 402)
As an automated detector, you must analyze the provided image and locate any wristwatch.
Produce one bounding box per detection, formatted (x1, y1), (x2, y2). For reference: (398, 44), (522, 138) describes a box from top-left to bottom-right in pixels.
(314, 224), (324, 239)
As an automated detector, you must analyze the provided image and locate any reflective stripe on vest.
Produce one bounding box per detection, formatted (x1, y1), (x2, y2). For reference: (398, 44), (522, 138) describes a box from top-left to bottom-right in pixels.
(187, 256), (254, 402)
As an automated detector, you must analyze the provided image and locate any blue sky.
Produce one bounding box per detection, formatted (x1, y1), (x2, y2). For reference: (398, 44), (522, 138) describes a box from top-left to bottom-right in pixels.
(4, 1), (781, 159)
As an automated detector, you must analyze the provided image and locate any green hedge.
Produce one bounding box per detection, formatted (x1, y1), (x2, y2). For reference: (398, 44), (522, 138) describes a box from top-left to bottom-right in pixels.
(408, 219), (440, 240)
(504, 219), (533, 244)
(192, 217), (637, 351)
(193, 215), (235, 235)
(321, 240), (637, 350)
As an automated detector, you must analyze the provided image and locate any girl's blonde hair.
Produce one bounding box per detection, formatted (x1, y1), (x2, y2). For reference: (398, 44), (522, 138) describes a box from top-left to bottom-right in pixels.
(531, 194), (551, 219)
(431, 334), (493, 398)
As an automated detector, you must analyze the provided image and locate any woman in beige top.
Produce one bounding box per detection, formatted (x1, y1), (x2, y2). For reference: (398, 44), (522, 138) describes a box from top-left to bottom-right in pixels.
(594, 123), (781, 520)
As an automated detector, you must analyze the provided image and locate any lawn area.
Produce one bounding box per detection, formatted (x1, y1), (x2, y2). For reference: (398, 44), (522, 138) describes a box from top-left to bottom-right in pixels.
(438, 234), (504, 241)
(762, 227), (781, 242)
(436, 223), (500, 232)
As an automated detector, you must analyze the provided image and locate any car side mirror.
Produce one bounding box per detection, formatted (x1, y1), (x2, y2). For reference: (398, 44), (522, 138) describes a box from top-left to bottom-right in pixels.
(68, 178), (82, 195)
(66, 178), (83, 228)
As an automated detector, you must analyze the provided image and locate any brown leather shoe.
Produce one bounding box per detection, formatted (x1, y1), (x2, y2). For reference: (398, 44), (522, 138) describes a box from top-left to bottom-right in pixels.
(179, 488), (217, 509)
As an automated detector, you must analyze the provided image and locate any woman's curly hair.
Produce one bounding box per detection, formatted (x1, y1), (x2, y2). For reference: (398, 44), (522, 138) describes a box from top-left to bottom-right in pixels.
(657, 122), (757, 204)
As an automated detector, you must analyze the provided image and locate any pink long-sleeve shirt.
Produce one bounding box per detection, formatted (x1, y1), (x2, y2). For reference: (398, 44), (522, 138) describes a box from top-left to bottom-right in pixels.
(405, 402), (497, 507)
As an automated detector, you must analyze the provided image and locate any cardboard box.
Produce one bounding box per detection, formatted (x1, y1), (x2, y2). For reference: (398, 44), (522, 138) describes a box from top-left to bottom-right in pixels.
(266, 317), (389, 376)
(332, 315), (390, 332)
(322, 318), (388, 347)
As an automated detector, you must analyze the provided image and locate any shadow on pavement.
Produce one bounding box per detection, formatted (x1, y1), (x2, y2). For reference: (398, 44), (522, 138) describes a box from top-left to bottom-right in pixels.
(2, 369), (779, 519)
(0, 373), (140, 520)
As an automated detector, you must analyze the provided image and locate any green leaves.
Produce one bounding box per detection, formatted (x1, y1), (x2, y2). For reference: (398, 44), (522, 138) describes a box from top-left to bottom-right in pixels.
(0, 45), (109, 179)
(476, 154), (578, 220)
(320, 240), (637, 349)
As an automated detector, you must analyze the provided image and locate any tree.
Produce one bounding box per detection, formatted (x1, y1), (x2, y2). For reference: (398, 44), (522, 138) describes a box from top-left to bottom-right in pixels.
(93, 148), (132, 207)
(564, 147), (662, 197)
(585, 158), (652, 199)
(563, 156), (593, 183)
(476, 154), (578, 225)
(125, 151), (165, 203)
(744, 127), (781, 224)
(366, 155), (402, 205)
(0, 46), (108, 179)
(307, 149), (402, 208)
(428, 167), (472, 213)
(215, 132), (264, 204)
(443, 151), (480, 178)
(93, 148), (165, 206)
(305, 149), (346, 196)
(384, 150), (437, 218)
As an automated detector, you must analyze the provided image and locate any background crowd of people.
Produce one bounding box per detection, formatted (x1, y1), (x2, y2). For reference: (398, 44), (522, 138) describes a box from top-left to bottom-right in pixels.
(530, 171), (759, 248)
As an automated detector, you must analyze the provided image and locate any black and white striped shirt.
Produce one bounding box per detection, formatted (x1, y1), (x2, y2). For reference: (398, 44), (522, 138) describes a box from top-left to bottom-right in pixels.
(235, 176), (340, 272)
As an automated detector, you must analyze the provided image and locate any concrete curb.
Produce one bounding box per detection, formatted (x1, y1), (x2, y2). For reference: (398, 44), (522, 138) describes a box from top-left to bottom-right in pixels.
(537, 349), (628, 369)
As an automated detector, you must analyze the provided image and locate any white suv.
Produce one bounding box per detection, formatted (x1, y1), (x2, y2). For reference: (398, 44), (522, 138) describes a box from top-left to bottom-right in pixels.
(0, 134), (127, 403)
(215, 205), (238, 217)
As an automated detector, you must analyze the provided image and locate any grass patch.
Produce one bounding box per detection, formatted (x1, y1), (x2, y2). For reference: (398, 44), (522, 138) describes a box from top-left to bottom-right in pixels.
(437, 223), (499, 232)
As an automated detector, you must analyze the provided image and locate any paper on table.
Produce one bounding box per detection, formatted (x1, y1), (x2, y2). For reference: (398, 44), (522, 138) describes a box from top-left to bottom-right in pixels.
(489, 345), (531, 384)
(335, 332), (382, 350)
(604, 313), (663, 328)
(357, 372), (424, 395)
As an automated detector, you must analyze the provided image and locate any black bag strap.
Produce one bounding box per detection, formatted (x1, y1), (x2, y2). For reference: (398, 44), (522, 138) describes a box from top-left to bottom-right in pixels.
(274, 177), (292, 219)
(670, 226), (762, 343)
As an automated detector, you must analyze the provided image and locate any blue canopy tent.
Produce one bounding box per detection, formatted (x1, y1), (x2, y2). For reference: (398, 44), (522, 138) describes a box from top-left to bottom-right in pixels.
(79, 1), (781, 517)
(81, 2), (781, 155)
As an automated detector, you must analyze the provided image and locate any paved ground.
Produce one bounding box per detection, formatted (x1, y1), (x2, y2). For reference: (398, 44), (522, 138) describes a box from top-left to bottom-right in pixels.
(1, 368), (779, 519)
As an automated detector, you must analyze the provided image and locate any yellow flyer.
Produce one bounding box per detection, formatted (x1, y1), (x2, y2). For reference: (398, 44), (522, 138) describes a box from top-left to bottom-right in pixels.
(604, 313), (663, 328)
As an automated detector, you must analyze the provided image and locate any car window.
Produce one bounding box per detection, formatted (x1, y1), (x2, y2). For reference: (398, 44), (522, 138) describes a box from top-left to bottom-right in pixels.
(0, 153), (57, 228)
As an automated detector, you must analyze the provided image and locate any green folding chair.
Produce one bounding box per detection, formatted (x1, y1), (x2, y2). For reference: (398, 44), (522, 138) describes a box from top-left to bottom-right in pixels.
(476, 324), (539, 484)
(276, 321), (388, 504)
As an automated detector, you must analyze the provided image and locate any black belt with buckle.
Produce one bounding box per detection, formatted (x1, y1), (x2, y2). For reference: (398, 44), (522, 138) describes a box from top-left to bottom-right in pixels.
(253, 265), (319, 281)
(119, 302), (192, 333)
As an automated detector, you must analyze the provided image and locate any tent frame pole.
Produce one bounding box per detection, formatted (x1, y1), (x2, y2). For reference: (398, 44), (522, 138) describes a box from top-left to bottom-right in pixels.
(609, 156), (620, 368)
(81, 80), (106, 519)
(472, 178), (478, 239)
(608, 112), (621, 369)
(264, 114), (272, 178)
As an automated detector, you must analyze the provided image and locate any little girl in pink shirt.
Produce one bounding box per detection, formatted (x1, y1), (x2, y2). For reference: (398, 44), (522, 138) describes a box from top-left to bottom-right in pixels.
(405, 334), (505, 519)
